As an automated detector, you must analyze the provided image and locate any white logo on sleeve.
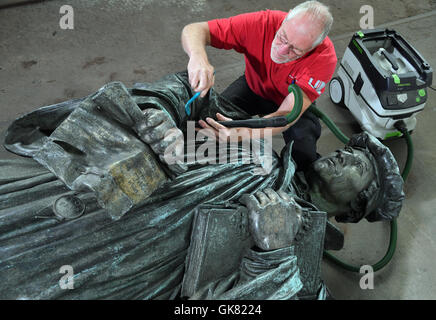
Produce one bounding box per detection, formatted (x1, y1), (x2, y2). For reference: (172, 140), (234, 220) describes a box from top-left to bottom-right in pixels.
(308, 78), (326, 95)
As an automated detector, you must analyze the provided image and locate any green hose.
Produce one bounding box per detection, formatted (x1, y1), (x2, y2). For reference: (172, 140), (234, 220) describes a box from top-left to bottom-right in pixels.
(217, 82), (304, 128)
(284, 82), (304, 124)
(308, 105), (413, 272)
(399, 127), (414, 181)
(308, 105), (349, 145)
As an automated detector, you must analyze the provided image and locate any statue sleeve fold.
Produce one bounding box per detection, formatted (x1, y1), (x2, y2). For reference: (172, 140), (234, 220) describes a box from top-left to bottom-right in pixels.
(189, 246), (303, 300)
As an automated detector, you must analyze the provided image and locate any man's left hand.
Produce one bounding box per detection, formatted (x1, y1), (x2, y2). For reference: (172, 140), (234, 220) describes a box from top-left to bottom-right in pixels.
(197, 113), (251, 142)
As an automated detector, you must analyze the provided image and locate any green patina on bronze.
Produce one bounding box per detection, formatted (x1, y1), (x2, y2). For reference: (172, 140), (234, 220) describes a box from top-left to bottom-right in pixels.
(0, 72), (404, 300)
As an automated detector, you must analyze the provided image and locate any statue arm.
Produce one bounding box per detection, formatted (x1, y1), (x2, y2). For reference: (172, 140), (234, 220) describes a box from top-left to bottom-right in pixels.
(92, 81), (188, 176)
(190, 188), (305, 300)
(134, 108), (187, 175)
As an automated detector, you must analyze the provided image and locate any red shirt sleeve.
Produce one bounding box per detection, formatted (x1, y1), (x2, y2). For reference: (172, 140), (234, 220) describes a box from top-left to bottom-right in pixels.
(290, 39), (337, 102)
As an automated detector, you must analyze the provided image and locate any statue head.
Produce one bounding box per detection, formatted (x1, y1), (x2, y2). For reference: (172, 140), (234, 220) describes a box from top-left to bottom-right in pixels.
(306, 132), (405, 223)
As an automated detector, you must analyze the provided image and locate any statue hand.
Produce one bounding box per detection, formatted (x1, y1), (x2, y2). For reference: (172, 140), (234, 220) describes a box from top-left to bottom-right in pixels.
(135, 108), (187, 174)
(239, 188), (303, 251)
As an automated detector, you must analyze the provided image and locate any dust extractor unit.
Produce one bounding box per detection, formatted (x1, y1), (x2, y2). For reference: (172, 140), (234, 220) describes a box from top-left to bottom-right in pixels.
(329, 28), (433, 140)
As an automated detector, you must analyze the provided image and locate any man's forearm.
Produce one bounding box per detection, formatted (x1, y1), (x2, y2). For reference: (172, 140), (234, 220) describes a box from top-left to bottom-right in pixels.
(182, 22), (215, 96)
(230, 124), (291, 142)
(181, 22), (210, 59)
(247, 112), (294, 139)
(250, 124), (291, 140)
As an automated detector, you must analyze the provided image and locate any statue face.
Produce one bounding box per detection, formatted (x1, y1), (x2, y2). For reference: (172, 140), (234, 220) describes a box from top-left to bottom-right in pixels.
(310, 147), (375, 204)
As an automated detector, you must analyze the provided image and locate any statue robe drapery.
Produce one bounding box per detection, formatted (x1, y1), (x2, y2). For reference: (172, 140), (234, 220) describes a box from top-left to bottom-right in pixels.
(0, 72), (308, 299)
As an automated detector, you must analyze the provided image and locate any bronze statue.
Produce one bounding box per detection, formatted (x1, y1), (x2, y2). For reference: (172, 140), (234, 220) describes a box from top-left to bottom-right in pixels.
(0, 72), (404, 299)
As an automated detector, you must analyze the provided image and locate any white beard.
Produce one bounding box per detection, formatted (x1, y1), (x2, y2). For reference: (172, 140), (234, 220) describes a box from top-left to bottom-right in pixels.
(270, 43), (301, 64)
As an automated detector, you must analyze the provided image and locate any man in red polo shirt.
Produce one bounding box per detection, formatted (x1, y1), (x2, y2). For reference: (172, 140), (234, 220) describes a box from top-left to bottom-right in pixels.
(181, 1), (337, 171)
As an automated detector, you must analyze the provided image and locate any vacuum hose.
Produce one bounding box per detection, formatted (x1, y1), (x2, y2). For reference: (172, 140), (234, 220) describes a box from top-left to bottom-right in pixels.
(217, 82), (304, 128)
(307, 105), (349, 145)
(313, 105), (413, 272)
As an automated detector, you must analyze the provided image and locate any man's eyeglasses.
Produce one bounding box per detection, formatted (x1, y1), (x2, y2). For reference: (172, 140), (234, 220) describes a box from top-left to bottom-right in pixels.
(275, 31), (307, 57)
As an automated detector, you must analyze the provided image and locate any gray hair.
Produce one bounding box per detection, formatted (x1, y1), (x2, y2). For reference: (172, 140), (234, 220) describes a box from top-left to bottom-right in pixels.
(285, 1), (333, 49)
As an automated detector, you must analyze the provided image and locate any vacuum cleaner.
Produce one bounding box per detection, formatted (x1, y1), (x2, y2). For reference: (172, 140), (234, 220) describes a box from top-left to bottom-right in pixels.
(329, 28), (433, 140)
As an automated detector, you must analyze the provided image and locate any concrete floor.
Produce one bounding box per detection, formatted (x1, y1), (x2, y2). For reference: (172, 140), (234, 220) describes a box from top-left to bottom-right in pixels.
(1, 0), (435, 300)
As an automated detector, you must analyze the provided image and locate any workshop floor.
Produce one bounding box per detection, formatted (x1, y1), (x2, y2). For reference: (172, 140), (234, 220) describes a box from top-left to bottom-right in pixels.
(1, 0), (435, 300)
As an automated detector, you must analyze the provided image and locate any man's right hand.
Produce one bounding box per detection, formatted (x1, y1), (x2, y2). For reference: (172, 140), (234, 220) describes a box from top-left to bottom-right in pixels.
(181, 22), (214, 98)
(187, 55), (215, 98)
